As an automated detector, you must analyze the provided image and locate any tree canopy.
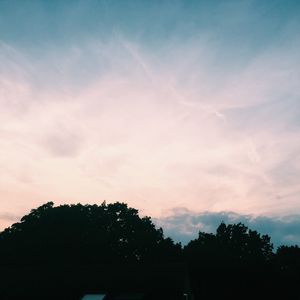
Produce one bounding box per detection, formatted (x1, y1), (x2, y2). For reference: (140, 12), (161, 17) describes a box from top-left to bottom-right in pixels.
(0, 201), (182, 265)
(184, 222), (273, 268)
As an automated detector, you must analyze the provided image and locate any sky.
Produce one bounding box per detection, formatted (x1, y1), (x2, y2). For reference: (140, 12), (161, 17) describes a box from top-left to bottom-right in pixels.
(1, 0), (300, 246)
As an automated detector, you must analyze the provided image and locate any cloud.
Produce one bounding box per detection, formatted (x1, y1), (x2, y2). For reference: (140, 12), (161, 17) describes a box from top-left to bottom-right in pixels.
(0, 212), (19, 222)
(0, 1), (300, 231)
(0, 212), (20, 231)
(155, 208), (300, 248)
(1, 33), (300, 217)
(41, 123), (84, 157)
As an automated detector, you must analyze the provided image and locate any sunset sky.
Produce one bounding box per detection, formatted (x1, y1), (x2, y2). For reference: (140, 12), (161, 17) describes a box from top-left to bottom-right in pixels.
(1, 0), (300, 245)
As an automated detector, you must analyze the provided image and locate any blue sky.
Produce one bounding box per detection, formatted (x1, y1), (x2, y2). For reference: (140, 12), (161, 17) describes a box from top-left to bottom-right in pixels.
(0, 0), (300, 245)
(2, 1), (299, 53)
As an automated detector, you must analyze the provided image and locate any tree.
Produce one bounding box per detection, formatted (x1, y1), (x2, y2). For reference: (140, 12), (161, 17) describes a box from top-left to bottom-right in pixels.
(184, 222), (274, 299)
(276, 245), (300, 271)
(0, 201), (182, 265)
(184, 222), (273, 267)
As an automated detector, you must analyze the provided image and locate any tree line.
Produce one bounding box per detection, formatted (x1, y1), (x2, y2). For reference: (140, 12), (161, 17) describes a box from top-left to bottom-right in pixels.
(0, 202), (299, 299)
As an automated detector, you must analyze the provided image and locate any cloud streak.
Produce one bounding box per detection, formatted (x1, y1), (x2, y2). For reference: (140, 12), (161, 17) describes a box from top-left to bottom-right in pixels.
(0, 0), (300, 230)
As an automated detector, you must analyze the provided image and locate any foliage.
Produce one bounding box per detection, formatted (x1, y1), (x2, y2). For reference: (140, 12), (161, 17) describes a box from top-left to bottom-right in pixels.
(276, 245), (300, 271)
(0, 202), (182, 265)
(184, 222), (273, 267)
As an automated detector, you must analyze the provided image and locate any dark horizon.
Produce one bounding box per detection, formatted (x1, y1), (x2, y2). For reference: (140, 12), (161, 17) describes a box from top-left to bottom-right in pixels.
(1, 201), (299, 299)
(1, 0), (300, 237)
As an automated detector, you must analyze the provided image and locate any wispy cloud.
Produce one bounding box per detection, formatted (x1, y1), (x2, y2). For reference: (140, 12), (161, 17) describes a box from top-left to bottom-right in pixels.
(0, 212), (20, 230)
(0, 0), (300, 229)
(0, 212), (19, 222)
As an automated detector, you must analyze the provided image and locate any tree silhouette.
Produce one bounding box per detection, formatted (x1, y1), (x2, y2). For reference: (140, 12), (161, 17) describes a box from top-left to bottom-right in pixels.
(184, 222), (273, 267)
(273, 245), (300, 298)
(184, 222), (274, 299)
(0, 202), (299, 299)
(0, 201), (181, 265)
(276, 245), (300, 271)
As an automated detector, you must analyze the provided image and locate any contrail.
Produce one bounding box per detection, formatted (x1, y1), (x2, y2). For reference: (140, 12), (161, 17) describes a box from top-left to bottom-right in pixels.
(120, 39), (155, 83)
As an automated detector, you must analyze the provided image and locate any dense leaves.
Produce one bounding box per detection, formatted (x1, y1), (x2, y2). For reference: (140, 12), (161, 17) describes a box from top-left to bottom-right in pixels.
(183, 223), (300, 299)
(184, 222), (273, 268)
(0, 202), (181, 265)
